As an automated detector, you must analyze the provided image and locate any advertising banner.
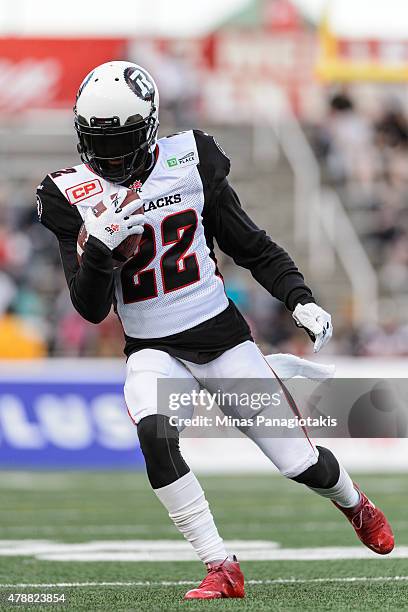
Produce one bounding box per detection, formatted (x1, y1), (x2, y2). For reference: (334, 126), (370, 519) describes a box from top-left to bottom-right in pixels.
(0, 38), (127, 113)
(0, 361), (142, 468)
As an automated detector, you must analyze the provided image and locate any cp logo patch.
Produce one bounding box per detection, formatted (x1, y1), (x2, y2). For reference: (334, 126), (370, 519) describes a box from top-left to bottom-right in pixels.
(66, 180), (103, 204)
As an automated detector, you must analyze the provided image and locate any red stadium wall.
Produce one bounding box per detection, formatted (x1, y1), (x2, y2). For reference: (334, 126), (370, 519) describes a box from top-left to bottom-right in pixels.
(0, 38), (127, 113)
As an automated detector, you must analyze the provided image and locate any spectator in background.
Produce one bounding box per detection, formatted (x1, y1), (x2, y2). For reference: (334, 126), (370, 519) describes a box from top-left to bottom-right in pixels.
(324, 91), (374, 186)
(375, 101), (408, 150)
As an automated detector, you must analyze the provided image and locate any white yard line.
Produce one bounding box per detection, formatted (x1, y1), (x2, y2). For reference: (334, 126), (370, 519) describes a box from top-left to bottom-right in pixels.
(36, 549), (408, 561)
(0, 540), (408, 561)
(0, 577), (407, 588)
(2, 521), (408, 535)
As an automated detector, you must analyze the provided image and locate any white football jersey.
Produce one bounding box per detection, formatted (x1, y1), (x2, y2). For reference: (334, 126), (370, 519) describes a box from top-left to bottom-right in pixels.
(48, 131), (229, 338)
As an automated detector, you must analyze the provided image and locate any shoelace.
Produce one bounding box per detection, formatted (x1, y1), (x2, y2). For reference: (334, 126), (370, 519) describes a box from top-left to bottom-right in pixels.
(197, 560), (235, 592)
(352, 501), (383, 533)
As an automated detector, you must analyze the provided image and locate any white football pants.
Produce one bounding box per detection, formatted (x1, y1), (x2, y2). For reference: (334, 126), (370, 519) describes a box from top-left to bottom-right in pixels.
(124, 340), (320, 478)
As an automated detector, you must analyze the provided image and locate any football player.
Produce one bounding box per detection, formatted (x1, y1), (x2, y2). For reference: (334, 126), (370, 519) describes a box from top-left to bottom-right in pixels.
(37, 62), (394, 600)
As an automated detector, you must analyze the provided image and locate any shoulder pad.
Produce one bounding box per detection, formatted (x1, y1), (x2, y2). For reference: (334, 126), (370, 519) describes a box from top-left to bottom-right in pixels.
(157, 130), (199, 171)
(48, 164), (108, 207)
(193, 130), (230, 184)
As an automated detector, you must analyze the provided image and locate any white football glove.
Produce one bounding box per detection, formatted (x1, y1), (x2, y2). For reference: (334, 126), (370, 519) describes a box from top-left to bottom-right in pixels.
(84, 188), (146, 252)
(292, 302), (333, 353)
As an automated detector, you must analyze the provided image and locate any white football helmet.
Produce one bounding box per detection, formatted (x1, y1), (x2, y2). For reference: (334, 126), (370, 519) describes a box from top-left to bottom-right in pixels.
(74, 61), (159, 183)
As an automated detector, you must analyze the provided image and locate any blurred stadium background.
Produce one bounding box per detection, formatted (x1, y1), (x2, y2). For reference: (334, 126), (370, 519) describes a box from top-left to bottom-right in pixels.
(3, 0), (408, 360)
(1, 0), (408, 466)
(0, 2), (408, 608)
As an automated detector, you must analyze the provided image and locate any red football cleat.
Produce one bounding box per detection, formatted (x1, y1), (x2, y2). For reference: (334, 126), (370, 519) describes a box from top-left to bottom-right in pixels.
(184, 556), (245, 600)
(333, 484), (394, 555)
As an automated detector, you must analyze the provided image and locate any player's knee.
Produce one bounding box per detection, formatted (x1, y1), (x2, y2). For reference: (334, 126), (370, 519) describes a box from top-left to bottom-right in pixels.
(137, 414), (176, 462)
(290, 446), (340, 489)
(137, 415), (189, 489)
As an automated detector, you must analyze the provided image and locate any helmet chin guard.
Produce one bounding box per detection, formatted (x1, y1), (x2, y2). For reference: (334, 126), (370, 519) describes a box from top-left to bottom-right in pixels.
(74, 61), (160, 184)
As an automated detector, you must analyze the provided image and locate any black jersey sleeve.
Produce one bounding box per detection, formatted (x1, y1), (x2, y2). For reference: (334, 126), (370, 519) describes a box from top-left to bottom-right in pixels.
(37, 174), (83, 239)
(37, 175), (114, 323)
(216, 183), (315, 311)
(198, 159), (315, 311)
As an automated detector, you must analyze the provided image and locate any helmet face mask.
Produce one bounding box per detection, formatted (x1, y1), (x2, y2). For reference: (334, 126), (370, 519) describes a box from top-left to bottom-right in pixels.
(74, 62), (159, 183)
(75, 112), (157, 183)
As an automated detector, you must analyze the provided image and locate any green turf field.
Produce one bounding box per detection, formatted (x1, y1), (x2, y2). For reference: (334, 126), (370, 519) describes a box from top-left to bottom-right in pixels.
(0, 471), (407, 611)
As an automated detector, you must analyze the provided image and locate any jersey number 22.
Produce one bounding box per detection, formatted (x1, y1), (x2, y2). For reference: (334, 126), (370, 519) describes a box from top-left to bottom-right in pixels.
(121, 209), (200, 303)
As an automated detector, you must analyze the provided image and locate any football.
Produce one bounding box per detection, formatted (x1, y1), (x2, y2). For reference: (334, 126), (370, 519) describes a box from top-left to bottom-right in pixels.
(77, 189), (144, 265)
